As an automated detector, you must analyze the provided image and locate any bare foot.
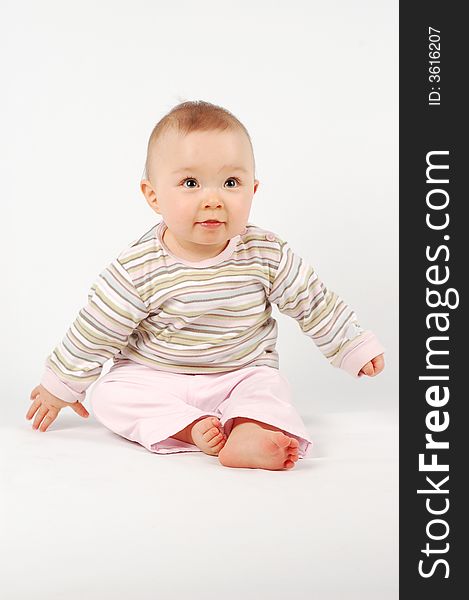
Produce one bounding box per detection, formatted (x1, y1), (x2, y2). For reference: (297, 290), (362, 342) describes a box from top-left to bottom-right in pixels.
(218, 418), (300, 470)
(190, 417), (227, 456)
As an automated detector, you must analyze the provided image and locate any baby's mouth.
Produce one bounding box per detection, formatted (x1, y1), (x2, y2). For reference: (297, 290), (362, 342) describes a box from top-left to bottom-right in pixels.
(197, 220), (225, 228)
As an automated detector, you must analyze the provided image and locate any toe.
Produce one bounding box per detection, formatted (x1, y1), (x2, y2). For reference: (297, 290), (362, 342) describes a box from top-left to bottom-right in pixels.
(284, 459), (295, 469)
(207, 437), (226, 456)
(214, 437), (226, 450)
(194, 417), (217, 435)
(272, 431), (292, 449)
(203, 426), (221, 441)
(207, 432), (224, 447)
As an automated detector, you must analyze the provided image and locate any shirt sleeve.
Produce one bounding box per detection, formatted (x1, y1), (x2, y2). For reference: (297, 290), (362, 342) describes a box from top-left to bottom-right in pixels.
(267, 237), (386, 377)
(39, 258), (150, 403)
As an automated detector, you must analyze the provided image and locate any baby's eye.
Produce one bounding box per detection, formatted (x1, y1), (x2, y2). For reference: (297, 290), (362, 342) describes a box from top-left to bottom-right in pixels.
(181, 178), (198, 188)
(180, 177), (241, 188)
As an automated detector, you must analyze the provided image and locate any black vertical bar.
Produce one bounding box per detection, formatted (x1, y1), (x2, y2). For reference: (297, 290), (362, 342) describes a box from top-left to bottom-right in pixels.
(400, 1), (466, 597)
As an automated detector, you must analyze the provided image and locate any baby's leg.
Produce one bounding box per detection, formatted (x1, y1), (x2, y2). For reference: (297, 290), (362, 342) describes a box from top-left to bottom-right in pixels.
(218, 417), (300, 470)
(89, 362), (223, 455)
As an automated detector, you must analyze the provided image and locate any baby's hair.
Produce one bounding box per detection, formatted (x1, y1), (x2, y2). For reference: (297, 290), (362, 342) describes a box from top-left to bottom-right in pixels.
(142, 99), (256, 181)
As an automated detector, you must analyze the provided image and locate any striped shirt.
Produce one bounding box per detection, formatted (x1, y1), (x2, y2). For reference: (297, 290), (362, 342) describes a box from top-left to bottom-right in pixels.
(40, 220), (385, 403)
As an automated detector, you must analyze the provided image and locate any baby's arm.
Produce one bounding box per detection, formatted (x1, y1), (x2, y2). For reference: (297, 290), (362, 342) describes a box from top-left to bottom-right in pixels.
(267, 236), (386, 378)
(28, 257), (149, 430)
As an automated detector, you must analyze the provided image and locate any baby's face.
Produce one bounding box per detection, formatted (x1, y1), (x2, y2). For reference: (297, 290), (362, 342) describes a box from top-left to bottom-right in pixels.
(140, 128), (259, 252)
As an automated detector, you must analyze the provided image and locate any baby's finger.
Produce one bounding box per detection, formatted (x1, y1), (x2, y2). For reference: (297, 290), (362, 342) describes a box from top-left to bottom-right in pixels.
(26, 400), (41, 420)
(372, 354), (385, 373)
(361, 361), (375, 377)
(30, 386), (41, 401)
(32, 405), (50, 431)
(38, 411), (57, 432)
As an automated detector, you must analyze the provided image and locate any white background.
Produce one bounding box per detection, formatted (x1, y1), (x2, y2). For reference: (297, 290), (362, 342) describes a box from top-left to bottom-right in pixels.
(1, 1), (398, 599)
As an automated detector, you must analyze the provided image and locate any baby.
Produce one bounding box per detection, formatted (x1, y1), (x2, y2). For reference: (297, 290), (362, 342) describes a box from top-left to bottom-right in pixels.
(26, 100), (385, 471)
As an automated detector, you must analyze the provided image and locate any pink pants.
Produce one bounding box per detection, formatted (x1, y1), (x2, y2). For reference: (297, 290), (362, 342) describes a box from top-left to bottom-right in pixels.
(89, 360), (314, 458)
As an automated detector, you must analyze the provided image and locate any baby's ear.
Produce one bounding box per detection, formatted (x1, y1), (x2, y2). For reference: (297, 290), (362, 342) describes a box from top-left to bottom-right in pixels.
(140, 179), (150, 195)
(140, 180), (159, 209)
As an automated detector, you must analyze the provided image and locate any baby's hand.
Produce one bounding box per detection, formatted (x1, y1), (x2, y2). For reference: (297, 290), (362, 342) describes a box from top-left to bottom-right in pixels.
(26, 384), (89, 432)
(358, 353), (385, 377)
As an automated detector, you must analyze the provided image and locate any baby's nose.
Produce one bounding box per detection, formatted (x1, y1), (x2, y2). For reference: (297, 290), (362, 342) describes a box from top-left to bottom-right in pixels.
(204, 194), (223, 207)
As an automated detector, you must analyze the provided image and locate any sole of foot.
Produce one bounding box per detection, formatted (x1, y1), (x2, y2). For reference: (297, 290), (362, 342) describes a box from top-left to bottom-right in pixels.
(218, 427), (300, 470)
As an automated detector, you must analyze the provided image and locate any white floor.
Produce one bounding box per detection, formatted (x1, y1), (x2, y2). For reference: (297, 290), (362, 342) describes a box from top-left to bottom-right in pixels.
(1, 405), (398, 600)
